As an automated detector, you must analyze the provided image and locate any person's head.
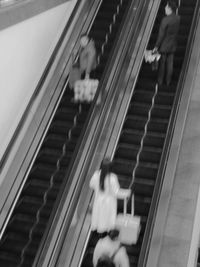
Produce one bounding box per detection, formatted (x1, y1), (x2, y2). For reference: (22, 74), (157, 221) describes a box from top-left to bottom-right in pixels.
(99, 158), (112, 191)
(165, 1), (177, 15)
(80, 33), (89, 47)
(108, 229), (120, 241)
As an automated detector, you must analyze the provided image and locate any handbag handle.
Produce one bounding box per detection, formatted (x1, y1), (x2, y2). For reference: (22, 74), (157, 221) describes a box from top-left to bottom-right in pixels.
(123, 194), (134, 216)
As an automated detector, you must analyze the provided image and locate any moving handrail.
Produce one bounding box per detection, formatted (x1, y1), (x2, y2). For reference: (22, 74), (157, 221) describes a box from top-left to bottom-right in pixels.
(36, 0), (163, 266)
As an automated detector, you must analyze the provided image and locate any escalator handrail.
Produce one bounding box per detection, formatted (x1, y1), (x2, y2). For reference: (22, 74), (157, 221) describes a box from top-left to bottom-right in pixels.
(32, 0), (152, 266)
(0, 0), (103, 237)
(138, 1), (200, 266)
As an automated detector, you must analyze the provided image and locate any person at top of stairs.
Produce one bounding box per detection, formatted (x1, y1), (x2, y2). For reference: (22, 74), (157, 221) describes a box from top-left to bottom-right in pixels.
(153, 0), (180, 86)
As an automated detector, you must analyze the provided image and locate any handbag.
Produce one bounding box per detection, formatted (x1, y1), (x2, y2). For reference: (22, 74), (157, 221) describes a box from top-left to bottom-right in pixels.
(144, 49), (161, 71)
(74, 79), (99, 102)
(115, 195), (141, 245)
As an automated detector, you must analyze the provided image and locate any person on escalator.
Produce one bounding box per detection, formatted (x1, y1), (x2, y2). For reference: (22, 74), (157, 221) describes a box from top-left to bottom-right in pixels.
(93, 229), (130, 267)
(69, 33), (97, 90)
(89, 158), (131, 235)
(153, 0), (180, 87)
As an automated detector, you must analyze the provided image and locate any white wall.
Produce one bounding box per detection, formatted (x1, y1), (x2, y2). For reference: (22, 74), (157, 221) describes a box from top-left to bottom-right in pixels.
(0, 0), (77, 160)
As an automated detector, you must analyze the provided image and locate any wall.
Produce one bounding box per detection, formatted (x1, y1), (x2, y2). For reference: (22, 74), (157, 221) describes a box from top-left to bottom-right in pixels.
(0, 0), (70, 31)
(0, 0), (77, 160)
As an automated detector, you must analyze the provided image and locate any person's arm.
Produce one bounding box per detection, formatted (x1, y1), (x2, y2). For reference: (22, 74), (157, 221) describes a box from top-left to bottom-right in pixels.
(93, 240), (103, 267)
(89, 170), (99, 190)
(118, 247), (130, 267)
(110, 174), (131, 199)
(154, 17), (167, 50)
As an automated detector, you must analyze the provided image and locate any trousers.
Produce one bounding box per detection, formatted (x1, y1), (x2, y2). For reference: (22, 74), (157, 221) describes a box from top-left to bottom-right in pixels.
(158, 53), (174, 86)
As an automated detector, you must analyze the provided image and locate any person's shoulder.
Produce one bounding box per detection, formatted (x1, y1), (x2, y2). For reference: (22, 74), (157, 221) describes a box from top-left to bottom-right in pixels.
(91, 170), (100, 181)
(97, 236), (110, 247)
(161, 15), (168, 23)
(171, 13), (180, 21)
(88, 39), (96, 49)
(109, 172), (118, 181)
(94, 169), (101, 177)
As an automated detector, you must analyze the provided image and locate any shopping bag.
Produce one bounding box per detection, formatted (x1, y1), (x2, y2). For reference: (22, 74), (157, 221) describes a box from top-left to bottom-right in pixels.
(74, 79), (99, 102)
(144, 50), (160, 71)
(116, 195), (141, 245)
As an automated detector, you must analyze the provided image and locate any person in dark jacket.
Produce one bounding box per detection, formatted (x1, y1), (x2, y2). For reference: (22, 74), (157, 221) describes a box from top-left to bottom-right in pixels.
(153, 0), (180, 86)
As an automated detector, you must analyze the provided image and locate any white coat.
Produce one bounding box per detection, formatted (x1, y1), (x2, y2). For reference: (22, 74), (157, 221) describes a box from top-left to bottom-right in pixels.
(89, 170), (130, 233)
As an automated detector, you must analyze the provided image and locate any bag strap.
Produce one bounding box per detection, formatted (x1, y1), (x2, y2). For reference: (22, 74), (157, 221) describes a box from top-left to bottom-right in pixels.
(111, 245), (122, 261)
(123, 194), (134, 216)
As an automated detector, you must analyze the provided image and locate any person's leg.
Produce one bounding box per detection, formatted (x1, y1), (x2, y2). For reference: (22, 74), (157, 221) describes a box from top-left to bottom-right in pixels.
(158, 53), (166, 86)
(166, 53), (174, 86)
(81, 70), (86, 80)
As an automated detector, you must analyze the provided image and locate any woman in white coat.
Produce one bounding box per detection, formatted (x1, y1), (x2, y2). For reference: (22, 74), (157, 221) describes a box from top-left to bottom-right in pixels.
(90, 158), (131, 233)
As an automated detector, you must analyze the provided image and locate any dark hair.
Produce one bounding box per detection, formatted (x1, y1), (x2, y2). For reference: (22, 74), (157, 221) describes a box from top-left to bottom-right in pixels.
(96, 259), (115, 267)
(99, 158), (112, 191)
(168, 0), (177, 13)
(108, 229), (120, 241)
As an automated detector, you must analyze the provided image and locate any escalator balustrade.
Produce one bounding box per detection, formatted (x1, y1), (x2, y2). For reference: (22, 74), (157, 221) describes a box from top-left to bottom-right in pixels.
(0, 0), (131, 266)
(81, 0), (197, 266)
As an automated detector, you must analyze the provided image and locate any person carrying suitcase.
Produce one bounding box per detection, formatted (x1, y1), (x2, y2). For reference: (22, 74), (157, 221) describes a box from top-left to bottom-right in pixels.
(153, 0), (180, 87)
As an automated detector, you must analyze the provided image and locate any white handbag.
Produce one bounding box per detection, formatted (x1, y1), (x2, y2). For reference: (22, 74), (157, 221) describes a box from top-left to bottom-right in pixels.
(116, 195), (141, 245)
(74, 79), (99, 102)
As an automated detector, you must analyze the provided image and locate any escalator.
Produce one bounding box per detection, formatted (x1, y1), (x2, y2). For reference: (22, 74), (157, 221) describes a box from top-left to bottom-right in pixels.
(81, 0), (197, 266)
(0, 0), (132, 266)
(197, 249), (200, 267)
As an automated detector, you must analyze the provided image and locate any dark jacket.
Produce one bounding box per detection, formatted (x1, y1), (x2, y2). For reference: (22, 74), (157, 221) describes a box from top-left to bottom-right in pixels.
(79, 39), (97, 75)
(156, 13), (180, 53)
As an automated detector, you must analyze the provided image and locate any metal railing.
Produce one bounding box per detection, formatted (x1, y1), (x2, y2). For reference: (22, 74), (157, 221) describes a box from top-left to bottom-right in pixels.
(97, 0), (124, 64)
(129, 84), (159, 190)
(17, 102), (82, 266)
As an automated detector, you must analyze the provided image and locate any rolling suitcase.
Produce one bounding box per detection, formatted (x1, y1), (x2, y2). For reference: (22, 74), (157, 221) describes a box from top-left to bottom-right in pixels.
(116, 195), (141, 245)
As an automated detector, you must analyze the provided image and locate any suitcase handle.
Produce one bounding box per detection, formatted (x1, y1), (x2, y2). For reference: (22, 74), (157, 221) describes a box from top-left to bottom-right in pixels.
(123, 194), (134, 216)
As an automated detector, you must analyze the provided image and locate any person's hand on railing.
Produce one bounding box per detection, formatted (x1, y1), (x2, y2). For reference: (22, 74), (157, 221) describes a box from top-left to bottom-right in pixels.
(152, 47), (158, 54)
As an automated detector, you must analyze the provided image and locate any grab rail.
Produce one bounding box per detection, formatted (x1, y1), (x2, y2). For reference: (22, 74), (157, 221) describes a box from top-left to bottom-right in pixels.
(129, 84), (159, 190)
